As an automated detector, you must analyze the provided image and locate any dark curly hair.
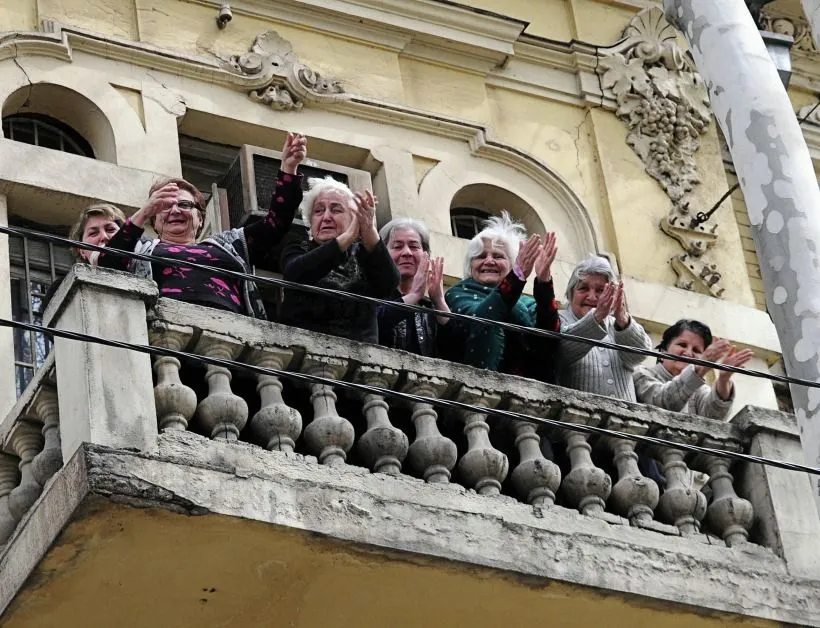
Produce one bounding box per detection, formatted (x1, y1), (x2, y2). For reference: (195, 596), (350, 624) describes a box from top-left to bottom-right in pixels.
(656, 319), (713, 361)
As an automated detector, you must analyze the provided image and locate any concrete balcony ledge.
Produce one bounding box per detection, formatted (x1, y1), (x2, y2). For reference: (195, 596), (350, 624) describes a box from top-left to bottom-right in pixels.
(2, 265), (820, 626)
(1, 434), (819, 626)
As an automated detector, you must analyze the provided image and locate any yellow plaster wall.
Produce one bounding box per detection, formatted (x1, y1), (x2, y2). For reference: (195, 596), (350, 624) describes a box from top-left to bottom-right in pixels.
(487, 87), (612, 250)
(399, 57), (492, 125)
(567, 0), (635, 43)
(4, 501), (783, 628)
(0, 0), (36, 31)
(38, 0), (138, 39)
(465, 0), (575, 40)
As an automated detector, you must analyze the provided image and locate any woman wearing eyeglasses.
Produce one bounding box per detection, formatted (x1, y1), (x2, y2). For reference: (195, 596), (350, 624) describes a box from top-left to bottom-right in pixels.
(98, 132), (307, 318)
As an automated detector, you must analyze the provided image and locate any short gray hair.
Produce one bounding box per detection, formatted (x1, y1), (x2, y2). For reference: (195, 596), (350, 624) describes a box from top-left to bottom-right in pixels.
(463, 211), (526, 278)
(565, 255), (617, 300)
(298, 176), (356, 231)
(379, 218), (430, 252)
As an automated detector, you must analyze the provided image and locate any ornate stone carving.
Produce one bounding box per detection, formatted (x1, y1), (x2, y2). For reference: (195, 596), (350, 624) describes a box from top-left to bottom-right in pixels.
(670, 254), (725, 298)
(760, 11), (816, 53)
(223, 31), (347, 110)
(599, 8), (725, 297)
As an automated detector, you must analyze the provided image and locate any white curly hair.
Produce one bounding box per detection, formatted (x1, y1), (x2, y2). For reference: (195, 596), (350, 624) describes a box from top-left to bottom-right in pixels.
(463, 211), (528, 278)
(298, 176), (356, 234)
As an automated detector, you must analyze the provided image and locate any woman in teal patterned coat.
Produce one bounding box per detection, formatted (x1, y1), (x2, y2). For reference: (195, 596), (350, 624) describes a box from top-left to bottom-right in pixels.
(444, 212), (560, 383)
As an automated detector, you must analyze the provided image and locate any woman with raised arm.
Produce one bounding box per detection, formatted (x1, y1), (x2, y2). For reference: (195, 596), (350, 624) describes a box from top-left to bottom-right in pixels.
(558, 257), (652, 401)
(278, 178), (399, 343)
(444, 212), (561, 382)
(98, 133), (307, 319)
(634, 319), (754, 420)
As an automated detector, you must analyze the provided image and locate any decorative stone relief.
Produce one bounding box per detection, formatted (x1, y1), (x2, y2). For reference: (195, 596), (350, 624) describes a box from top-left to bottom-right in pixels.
(760, 11), (816, 53)
(222, 31), (348, 111)
(598, 8), (726, 297)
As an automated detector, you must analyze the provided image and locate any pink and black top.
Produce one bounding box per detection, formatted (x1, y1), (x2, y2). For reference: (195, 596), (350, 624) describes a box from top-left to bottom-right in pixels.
(99, 170), (302, 317)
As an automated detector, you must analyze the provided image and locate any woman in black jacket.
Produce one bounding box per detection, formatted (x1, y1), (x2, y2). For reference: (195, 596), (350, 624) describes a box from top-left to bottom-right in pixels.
(279, 177), (399, 343)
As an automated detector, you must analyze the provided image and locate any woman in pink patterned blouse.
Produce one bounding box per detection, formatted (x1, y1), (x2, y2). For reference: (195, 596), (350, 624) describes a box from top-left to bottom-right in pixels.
(99, 133), (306, 319)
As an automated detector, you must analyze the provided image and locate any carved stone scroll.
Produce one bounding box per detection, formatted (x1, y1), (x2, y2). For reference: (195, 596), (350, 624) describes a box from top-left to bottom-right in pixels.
(222, 30), (348, 111)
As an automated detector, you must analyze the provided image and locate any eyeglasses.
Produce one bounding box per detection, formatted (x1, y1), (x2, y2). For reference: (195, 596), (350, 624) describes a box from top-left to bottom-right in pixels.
(160, 200), (200, 213)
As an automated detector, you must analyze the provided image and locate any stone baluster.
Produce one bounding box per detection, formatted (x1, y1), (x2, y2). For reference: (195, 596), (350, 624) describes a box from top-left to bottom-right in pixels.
(7, 421), (45, 522)
(0, 454), (21, 545)
(302, 356), (354, 467)
(605, 418), (659, 527)
(455, 388), (505, 495)
(30, 386), (64, 488)
(246, 348), (302, 453)
(559, 408), (612, 517)
(355, 366), (408, 475)
(194, 334), (248, 441)
(149, 325), (197, 432)
(508, 399), (561, 506)
(402, 374), (457, 484)
(698, 443), (753, 547)
(656, 430), (706, 535)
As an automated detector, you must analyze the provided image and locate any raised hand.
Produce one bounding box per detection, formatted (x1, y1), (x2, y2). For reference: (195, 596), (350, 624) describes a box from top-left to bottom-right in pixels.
(593, 281), (616, 325)
(612, 281), (630, 329)
(131, 182), (179, 228)
(715, 345), (755, 400)
(694, 338), (731, 378)
(354, 190), (380, 250)
(427, 255), (446, 307)
(515, 234), (541, 279)
(404, 254), (430, 305)
(534, 232), (558, 282)
(335, 204), (361, 252)
(281, 132), (307, 174)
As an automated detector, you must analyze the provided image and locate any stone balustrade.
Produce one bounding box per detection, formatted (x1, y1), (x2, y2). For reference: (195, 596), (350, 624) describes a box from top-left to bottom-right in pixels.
(0, 354), (62, 548)
(33, 265), (819, 562)
(144, 293), (763, 547)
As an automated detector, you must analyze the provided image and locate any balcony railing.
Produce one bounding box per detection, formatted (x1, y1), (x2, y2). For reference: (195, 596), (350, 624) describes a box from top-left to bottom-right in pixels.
(2, 264), (819, 624)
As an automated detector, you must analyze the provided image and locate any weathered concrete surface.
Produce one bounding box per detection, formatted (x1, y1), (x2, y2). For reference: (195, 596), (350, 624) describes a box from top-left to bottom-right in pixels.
(2, 434), (815, 624)
(665, 0), (820, 515)
(46, 265), (159, 461)
(803, 0), (820, 50)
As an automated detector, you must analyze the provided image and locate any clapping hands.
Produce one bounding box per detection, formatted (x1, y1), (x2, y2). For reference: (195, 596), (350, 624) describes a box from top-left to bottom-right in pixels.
(514, 232), (558, 282)
(281, 132), (307, 174)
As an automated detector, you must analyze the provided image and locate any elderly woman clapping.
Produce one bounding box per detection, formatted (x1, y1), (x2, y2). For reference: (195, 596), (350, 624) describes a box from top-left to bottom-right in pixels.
(444, 212), (560, 382)
(558, 257), (651, 400)
(279, 178), (399, 343)
(99, 132), (307, 319)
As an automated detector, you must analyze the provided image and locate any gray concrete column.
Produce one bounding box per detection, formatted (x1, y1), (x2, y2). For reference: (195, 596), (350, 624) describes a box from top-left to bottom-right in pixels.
(43, 265), (159, 460)
(665, 0), (820, 514)
(802, 0), (820, 50)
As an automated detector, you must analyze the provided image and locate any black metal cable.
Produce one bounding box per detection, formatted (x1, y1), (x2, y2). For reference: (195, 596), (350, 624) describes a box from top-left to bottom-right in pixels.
(2, 222), (815, 390)
(1, 316), (817, 477)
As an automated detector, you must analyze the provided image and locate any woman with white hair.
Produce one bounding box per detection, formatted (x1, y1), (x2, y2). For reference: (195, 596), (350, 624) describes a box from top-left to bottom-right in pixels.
(558, 256), (651, 401)
(279, 177), (399, 343)
(444, 212), (560, 381)
(377, 217), (450, 357)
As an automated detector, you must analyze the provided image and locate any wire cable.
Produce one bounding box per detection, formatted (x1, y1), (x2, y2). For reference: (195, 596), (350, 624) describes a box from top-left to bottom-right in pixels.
(2, 316), (817, 477)
(2, 221), (816, 391)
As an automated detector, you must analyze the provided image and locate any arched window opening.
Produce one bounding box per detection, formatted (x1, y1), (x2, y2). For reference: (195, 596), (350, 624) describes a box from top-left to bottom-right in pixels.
(449, 184), (545, 240)
(450, 207), (491, 240)
(2, 113), (95, 158)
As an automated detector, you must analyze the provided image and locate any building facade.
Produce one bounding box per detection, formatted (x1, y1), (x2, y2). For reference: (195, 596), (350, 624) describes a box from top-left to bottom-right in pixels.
(1, 0), (820, 625)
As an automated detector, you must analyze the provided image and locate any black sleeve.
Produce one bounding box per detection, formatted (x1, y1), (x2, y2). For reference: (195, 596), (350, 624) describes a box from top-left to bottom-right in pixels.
(281, 238), (346, 285)
(358, 239), (400, 298)
(244, 171), (302, 266)
(533, 279), (561, 332)
(96, 219), (145, 271)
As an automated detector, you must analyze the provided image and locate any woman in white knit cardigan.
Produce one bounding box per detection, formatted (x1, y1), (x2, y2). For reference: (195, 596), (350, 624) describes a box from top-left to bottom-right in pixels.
(633, 319), (754, 420)
(558, 257), (651, 402)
